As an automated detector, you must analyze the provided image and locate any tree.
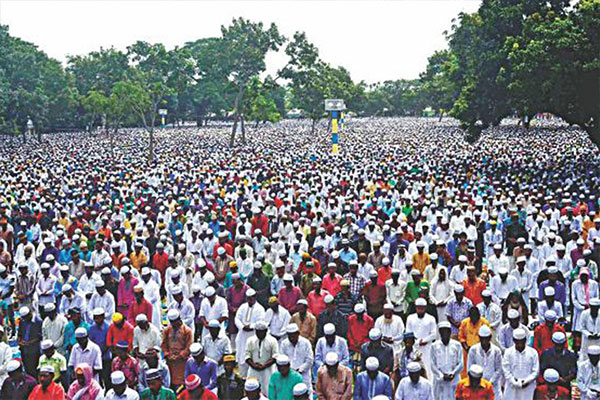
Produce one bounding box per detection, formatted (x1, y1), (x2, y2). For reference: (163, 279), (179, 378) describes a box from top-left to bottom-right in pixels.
(127, 41), (174, 162)
(419, 50), (458, 120)
(81, 90), (109, 132)
(220, 18), (285, 146)
(243, 76), (282, 126)
(507, 0), (600, 143)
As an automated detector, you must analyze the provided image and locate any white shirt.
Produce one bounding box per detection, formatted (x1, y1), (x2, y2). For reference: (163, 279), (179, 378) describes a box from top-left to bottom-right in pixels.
(42, 314), (68, 350)
(105, 387), (140, 400)
(405, 314), (437, 345)
(375, 315), (405, 353)
(264, 306), (291, 339)
(133, 324), (162, 355)
(490, 274), (518, 302)
(199, 296), (228, 329)
(502, 345), (539, 400)
(577, 359), (600, 400)
(395, 376), (434, 400)
(467, 343), (503, 386)
(430, 339), (463, 387)
(87, 291), (115, 322)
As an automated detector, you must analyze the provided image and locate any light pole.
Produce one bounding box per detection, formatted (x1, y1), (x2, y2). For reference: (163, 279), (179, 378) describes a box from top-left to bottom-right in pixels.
(26, 117), (34, 139)
(324, 99), (346, 154)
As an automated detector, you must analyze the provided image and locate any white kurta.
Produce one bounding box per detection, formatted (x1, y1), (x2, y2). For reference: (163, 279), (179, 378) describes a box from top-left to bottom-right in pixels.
(577, 359), (600, 400)
(406, 313), (437, 379)
(573, 280), (600, 331)
(468, 343), (503, 400)
(244, 335), (278, 394)
(264, 306), (291, 342)
(375, 315), (405, 355)
(0, 342), (12, 386)
(234, 303), (266, 370)
(280, 337), (314, 395)
(580, 309), (600, 361)
(430, 339), (463, 400)
(501, 345), (539, 400)
(140, 279), (162, 330)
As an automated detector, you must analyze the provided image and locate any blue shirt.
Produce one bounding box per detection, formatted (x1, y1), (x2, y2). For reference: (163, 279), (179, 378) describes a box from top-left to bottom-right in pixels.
(88, 321), (111, 360)
(353, 371), (393, 400)
(340, 248), (358, 265)
(63, 321), (90, 352)
(184, 358), (217, 390)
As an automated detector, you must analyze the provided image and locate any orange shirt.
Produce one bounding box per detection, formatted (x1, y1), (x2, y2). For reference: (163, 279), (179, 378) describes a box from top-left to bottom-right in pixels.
(462, 278), (486, 305)
(412, 253), (431, 275)
(106, 321), (135, 351)
(455, 378), (495, 399)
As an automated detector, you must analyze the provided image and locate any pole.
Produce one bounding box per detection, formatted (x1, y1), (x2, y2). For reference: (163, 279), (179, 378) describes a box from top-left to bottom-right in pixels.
(331, 110), (339, 154)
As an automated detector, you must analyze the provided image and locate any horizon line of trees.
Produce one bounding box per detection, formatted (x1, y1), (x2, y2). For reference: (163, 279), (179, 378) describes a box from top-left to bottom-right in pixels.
(0, 0), (598, 156)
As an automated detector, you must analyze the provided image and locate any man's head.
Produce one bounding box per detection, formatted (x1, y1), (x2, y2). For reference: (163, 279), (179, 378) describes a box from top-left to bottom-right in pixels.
(324, 352), (339, 375)
(468, 364), (483, 388)
(469, 306), (481, 324)
(292, 383), (309, 400)
(552, 331), (566, 353)
(407, 362), (422, 384)
(276, 355), (291, 377)
(287, 323), (300, 345)
(190, 342), (205, 364)
(223, 354), (236, 375)
(146, 369), (163, 393)
(544, 310), (557, 328)
(478, 325), (492, 350)
(112, 312), (125, 329)
(244, 378), (261, 400)
(438, 322), (452, 344)
(255, 321), (268, 340)
(365, 357), (380, 379)
(513, 328), (527, 352)
(454, 285), (464, 302)
(41, 340), (55, 358)
(38, 366), (54, 390)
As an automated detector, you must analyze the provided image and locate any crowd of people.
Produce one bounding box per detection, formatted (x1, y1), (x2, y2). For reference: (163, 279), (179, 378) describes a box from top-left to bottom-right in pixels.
(0, 117), (598, 400)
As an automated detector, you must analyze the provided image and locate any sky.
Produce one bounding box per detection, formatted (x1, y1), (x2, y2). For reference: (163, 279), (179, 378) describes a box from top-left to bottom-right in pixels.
(0, 0), (481, 83)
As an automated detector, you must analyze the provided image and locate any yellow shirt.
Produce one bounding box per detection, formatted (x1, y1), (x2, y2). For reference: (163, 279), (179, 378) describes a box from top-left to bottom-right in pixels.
(412, 253), (431, 275)
(130, 251), (148, 272)
(458, 317), (490, 348)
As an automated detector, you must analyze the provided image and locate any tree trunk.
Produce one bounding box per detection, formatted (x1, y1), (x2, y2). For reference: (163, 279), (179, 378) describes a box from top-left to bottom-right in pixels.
(241, 115), (246, 144)
(148, 128), (155, 164)
(229, 84), (245, 147)
(311, 118), (317, 134)
(255, 120), (260, 128)
(37, 129), (42, 143)
(438, 111), (444, 122)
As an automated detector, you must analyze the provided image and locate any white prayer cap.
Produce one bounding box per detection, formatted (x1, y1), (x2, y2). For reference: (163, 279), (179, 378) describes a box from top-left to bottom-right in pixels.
(481, 289), (492, 297)
(283, 274), (293, 282)
(372, 396), (390, 400)
(254, 321), (268, 330)
(75, 327), (88, 338)
(19, 306), (30, 317)
(544, 310), (557, 322)
(429, 253), (438, 260)
(141, 267), (151, 276)
(120, 266), (130, 275)
(293, 383), (309, 396)
(44, 303), (56, 312)
(589, 345), (600, 355)
(324, 295), (334, 304)
(244, 378), (260, 391)
(406, 362), (421, 373)
(478, 325), (492, 338)
(167, 309), (180, 321)
(204, 286), (216, 297)
(507, 309), (520, 319)
(383, 303), (393, 310)
(40, 365), (54, 374)
(543, 368), (559, 383)
(513, 328), (527, 340)
(324, 323), (336, 335)
(7, 360), (21, 373)
(190, 343), (203, 356)
(92, 307), (105, 317)
(136, 314), (148, 323)
(552, 332), (566, 344)
(62, 284), (73, 293)
(544, 286), (555, 296)
(369, 328), (382, 340)
(208, 319), (220, 328)
(297, 299), (308, 306)
(40, 339), (53, 350)
(286, 323), (299, 334)
(517, 256), (527, 263)
(95, 280), (105, 288)
(458, 255), (468, 262)
(415, 298), (427, 307)
(438, 321), (451, 330)
(498, 267), (509, 275)
(325, 352), (339, 366)
(548, 266), (559, 274)
(276, 354), (290, 366)
(454, 285), (464, 293)
(591, 298), (600, 307)
(111, 371), (126, 385)
(171, 286), (183, 295)
(469, 364), (484, 378)
(354, 303), (365, 313)
(365, 357), (379, 371)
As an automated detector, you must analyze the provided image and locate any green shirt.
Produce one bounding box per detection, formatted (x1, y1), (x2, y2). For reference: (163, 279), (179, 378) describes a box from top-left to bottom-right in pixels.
(38, 352), (67, 381)
(268, 370), (304, 400)
(140, 387), (177, 400)
(404, 281), (430, 306)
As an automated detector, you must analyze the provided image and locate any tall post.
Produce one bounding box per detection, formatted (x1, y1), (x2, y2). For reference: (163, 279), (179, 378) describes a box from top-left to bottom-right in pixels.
(331, 110), (339, 154)
(324, 99), (345, 155)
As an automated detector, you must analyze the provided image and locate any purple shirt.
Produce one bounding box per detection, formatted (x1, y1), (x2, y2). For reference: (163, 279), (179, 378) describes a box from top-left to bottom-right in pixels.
(184, 358), (217, 389)
(538, 280), (567, 304)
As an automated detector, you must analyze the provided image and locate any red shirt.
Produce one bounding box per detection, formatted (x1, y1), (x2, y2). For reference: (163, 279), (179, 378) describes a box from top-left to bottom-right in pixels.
(307, 290), (331, 316)
(212, 242), (233, 259)
(278, 287), (303, 313)
(377, 267), (392, 286)
(127, 298), (153, 326)
(534, 385), (570, 399)
(152, 252), (169, 282)
(28, 382), (65, 400)
(347, 314), (374, 352)
(362, 281), (387, 316)
(251, 215), (269, 236)
(463, 278), (486, 305)
(533, 323), (566, 356)
(322, 273), (343, 296)
(107, 321), (135, 351)
(178, 388), (218, 400)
